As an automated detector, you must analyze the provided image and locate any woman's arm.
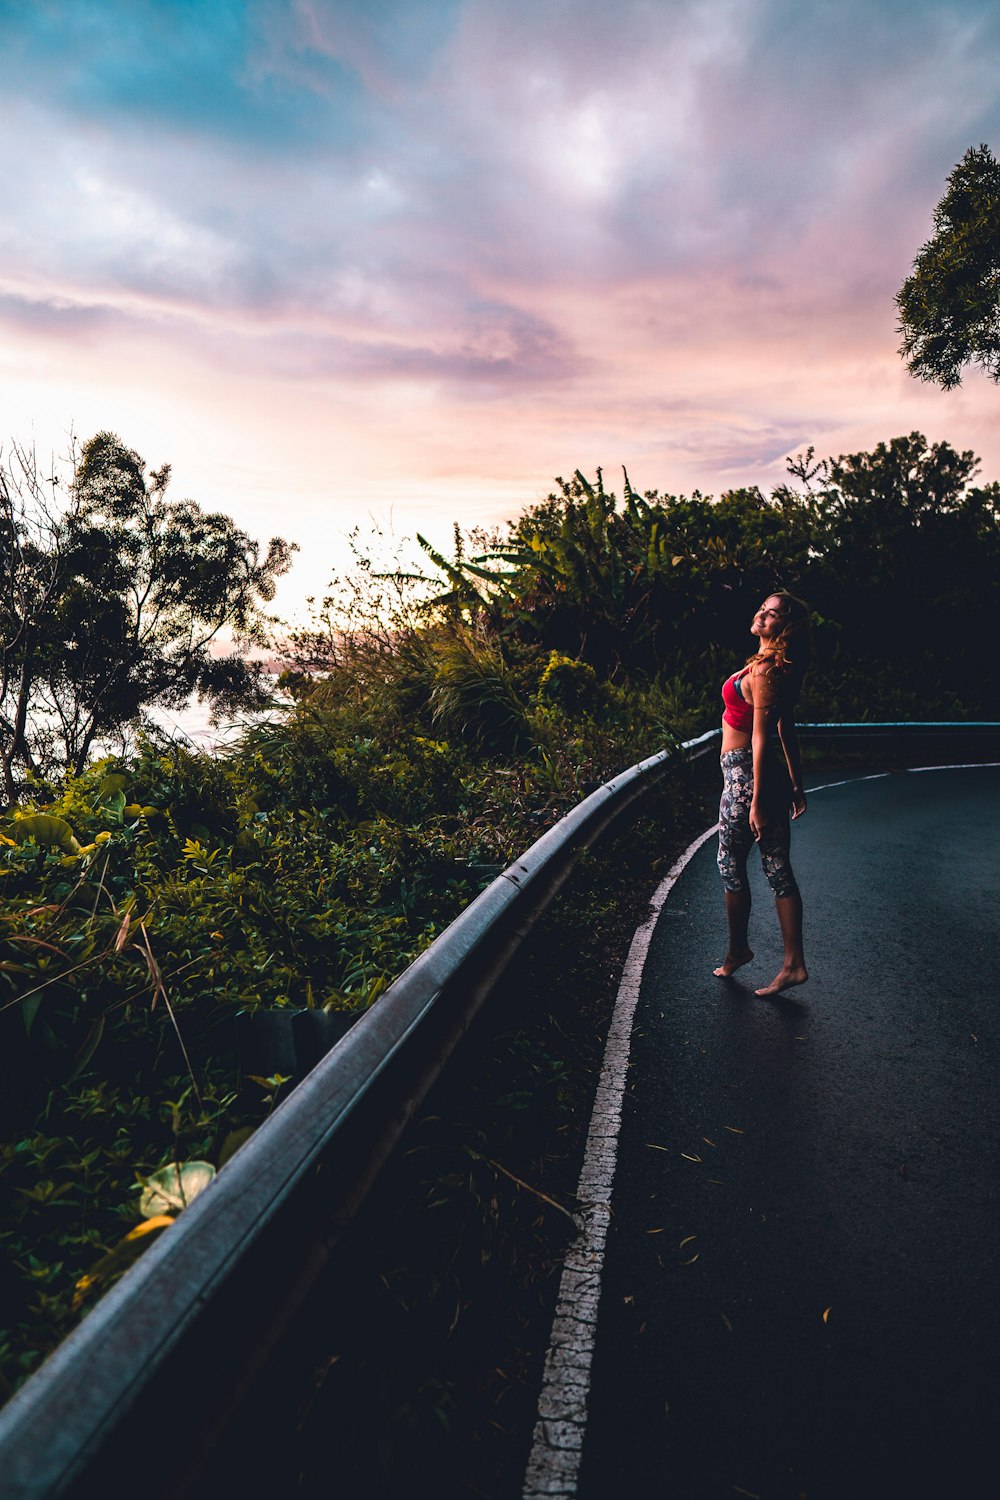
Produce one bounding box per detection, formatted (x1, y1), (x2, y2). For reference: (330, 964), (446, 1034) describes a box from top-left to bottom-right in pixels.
(748, 666), (780, 842)
(777, 704), (807, 820)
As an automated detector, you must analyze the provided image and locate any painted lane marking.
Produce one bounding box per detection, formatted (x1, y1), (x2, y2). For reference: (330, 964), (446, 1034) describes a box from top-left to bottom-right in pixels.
(907, 761), (1000, 773)
(798, 763), (999, 796)
(521, 824), (718, 1499)
(807, 772), (890, 794)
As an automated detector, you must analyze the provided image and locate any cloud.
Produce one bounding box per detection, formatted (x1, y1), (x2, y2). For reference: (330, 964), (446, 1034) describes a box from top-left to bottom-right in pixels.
(0, 0), (999, 619)
(0, 287), (122, 338)
(5, 0), (998, 328)
(0, 0), (366, 147)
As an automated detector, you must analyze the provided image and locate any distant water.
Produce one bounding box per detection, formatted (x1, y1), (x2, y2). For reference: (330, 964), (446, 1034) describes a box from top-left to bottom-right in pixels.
(142, 681), (290, 754)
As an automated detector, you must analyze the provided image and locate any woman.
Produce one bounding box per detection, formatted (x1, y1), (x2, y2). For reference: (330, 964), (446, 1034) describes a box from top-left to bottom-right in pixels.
(713, 592), (809, 997)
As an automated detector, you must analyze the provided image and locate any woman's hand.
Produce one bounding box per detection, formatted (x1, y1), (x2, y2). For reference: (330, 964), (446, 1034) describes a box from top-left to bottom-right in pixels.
(791, 787), (807, 820)
(749, 798), (766, 842)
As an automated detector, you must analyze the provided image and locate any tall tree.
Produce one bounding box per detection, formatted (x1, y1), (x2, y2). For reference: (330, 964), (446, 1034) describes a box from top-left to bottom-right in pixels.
(896, 144), (1000, 388)
(0, 432), (295, 800)
(801, 432), (1000, 702)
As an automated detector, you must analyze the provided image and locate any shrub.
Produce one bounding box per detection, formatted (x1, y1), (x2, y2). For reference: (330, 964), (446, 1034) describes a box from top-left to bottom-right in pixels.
(537, 651), (599, 715)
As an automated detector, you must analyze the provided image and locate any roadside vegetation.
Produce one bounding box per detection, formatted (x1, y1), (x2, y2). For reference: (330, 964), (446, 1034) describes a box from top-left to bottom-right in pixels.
(1, 427), (997, 1400)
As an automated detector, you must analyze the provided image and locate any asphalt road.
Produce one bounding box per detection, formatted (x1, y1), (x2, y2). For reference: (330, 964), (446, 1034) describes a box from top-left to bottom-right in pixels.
(576, 764), (999, 1500)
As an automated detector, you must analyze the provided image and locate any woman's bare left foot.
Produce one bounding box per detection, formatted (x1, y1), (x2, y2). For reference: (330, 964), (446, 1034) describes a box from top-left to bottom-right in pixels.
(755, 964), (808, 996)
(713, 947), (753, 977)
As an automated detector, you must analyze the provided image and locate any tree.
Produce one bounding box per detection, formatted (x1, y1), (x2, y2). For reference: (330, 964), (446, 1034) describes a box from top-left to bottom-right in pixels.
(0, 432), (295, 800)
(896, 144), (1000, 388)
(795, 432), (1000, 706)
(409, 469), (817, 679)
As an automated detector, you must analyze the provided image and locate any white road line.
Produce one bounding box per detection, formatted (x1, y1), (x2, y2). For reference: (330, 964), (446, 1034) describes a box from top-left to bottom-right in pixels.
(907, 762), (1000, 773)
(521, 823), (719, 1499)
(807, 771), (890, 793)
(787, 763), (1000, 796)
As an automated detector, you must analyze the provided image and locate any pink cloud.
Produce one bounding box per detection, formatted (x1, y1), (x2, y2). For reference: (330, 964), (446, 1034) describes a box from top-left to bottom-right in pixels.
(0, 0), (998, 624)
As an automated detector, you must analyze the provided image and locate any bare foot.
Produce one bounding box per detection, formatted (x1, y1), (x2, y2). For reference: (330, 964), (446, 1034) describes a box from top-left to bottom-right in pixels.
(755, 964), (808, 997)
(713, 947), (754, 977)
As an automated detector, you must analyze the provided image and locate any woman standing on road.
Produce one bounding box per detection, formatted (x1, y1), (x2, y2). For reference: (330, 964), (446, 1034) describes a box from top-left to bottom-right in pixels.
(714, 592), (810, 997)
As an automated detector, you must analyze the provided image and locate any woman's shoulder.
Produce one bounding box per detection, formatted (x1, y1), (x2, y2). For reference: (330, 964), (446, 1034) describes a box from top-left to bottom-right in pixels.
(746, 655), (783, 683)
(747, 655), (802, 704)
(748, 650), (805, 679)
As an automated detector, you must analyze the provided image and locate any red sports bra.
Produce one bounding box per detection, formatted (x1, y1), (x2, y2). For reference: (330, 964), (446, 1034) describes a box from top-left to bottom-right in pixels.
(722, 670), (754, 732)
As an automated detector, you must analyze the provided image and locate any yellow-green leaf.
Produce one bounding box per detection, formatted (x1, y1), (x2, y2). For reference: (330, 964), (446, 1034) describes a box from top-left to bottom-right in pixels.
(72, 1216), (175, 1311)
(11, 814), (81, 853)
(139, 1161), (216, 1217)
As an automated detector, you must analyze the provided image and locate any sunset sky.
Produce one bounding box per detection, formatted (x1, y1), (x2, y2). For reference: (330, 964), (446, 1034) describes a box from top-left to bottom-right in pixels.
(1, 0), (998, 621)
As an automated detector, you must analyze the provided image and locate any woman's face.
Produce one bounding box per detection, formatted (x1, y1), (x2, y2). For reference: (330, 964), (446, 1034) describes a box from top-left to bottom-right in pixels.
(751, 595), (786, 640)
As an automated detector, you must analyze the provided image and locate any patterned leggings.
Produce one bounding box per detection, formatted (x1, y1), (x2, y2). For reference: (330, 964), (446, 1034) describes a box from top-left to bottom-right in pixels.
(717, 748), (798, 898)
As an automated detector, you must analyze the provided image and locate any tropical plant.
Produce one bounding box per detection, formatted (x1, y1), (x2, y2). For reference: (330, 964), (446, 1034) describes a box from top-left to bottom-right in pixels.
(398, 468), (816, 679)
(428, 629), (530, 753)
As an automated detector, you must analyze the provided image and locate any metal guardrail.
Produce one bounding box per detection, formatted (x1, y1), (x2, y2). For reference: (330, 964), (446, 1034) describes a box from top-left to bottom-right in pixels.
(0, 737), (703, 1497)
(799, 720), (1000, 733)
(0, 722), (997, 1496)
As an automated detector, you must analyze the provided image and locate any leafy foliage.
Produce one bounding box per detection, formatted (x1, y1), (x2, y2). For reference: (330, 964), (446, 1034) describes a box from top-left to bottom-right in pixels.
(427, 628), (531, 752)
(396, 439), (997, 719)
(0, 432), (294, 799)
(896, 143), (1000, 388)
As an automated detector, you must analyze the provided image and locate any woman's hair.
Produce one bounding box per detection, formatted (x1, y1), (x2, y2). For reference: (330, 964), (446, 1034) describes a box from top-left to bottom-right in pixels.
(745, 591), (811, 686)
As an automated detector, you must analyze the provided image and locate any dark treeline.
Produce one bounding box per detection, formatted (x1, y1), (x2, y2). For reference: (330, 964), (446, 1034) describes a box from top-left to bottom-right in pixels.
(290, 428), (999, 732)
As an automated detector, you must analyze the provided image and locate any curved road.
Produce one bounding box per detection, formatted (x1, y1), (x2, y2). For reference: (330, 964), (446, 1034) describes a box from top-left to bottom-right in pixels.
(534, 764), (999, 1500)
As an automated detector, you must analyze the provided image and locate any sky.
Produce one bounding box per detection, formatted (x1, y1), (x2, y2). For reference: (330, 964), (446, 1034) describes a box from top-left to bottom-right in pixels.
(0, 0), (998, 623)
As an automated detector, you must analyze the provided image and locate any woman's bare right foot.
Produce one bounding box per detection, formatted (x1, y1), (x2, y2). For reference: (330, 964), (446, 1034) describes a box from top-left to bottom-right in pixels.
(713, 947), (753, 977)
(755, 964), (808, 996)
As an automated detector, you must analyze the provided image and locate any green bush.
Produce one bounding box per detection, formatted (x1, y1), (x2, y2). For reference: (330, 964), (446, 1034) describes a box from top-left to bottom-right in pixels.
(537, 651), (599, 715)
